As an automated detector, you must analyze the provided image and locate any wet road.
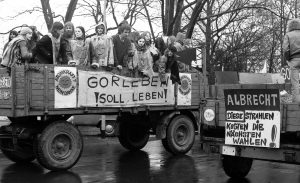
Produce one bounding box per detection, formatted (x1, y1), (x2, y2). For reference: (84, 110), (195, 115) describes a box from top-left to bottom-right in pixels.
(0, 137), (299, 183)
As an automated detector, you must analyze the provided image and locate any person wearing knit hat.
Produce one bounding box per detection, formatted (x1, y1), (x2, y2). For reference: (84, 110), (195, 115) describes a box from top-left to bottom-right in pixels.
(90, 22), (114, 69)
(33, 21), (64, 64)
(1, 27), (33, 67)
(20, 27), (33, 36)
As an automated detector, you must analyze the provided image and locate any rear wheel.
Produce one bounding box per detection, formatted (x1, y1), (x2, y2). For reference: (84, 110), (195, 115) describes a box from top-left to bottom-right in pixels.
(35, 121), (83, 171)
(118, 121), (149, 151)
(0, 138), (35, 163)
(222, 155), (253, 178)
(162, 115), (195, 155)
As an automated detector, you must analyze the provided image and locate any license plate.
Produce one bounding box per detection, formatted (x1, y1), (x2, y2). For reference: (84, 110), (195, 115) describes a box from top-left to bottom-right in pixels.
(222, 145), (236, 156)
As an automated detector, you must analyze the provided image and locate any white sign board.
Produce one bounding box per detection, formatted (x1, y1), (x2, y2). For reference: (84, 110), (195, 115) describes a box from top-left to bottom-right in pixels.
(224, 89), (280, 148)
(78, 71), (175, 107)
(54, 67), (77, 108)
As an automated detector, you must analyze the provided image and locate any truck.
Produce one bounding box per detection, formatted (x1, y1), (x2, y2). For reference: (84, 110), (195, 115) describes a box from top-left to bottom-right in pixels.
(0, 57), (207, 171)
(200, 70), (300, 178)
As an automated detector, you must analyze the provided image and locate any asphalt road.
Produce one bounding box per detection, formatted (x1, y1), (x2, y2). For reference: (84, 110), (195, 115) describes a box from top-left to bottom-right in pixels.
(0, 136), (299, 183)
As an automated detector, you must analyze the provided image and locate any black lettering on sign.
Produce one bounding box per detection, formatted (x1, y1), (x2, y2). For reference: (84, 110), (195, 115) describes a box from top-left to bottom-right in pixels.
(232, 137), (267, 146)
(224, 89), (280, 111)
(95, 93), (125, 105)
(131, 91), (167, 102)
(88, 77), (97, 88)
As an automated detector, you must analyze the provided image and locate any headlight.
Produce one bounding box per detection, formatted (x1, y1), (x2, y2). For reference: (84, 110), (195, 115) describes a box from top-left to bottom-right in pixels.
(204, 108), (215, 122)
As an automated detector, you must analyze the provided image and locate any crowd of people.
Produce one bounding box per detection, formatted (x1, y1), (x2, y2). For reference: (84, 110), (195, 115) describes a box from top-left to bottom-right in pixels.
(1, 20), (194, 84)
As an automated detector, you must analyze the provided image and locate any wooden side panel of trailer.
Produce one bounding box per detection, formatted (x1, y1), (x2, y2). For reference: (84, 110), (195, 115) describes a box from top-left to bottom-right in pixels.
(1, 65), (205, 117)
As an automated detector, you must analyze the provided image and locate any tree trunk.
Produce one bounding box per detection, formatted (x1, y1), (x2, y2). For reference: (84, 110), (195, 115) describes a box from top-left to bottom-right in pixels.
(173, 0), (184, 35)
(40, 0), (53, 31)
(186, 0), (207, 38)
(142, 0), (155, 42)
(161, 0), (166, 34)
(65, 0), (78, 23)
(166, 0), (175, 35)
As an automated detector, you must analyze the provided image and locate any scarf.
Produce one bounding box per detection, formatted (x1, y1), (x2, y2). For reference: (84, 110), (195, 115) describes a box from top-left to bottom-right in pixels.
(1, 36), (25, 67)
(47, 33), (61, 64)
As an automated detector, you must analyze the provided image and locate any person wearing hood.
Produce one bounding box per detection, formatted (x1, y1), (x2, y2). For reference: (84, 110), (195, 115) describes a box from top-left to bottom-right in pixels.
(90, 22), (114, 69)
(283, 18), (300, 103)
(33, 22), (64, 64)
(1, 27), (33, 68)
(68, 26), (90, 66)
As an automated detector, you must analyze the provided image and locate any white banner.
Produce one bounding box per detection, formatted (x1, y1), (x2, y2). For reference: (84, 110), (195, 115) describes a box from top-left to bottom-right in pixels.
(177, 73), (192, 105)
(78, 71), (175, 107)
(225, 110), (280, 148)
(54, 67), (77, 108)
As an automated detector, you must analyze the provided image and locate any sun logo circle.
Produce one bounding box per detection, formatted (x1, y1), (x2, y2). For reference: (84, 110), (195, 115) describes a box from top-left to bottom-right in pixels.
(55, 69), (77, 96)
(179, 75), (191, 95)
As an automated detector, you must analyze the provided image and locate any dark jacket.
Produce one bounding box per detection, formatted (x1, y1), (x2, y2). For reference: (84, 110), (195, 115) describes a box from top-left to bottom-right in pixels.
(33, 35), (69, 64)
(166, 55), (181, 84)
(33, 35), (53, 64)
(112, 34), (132, 67)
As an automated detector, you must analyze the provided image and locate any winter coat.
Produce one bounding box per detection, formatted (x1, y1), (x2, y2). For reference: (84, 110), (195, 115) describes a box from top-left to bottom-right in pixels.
(1, 35), (32, 67)
(133, 44), (154, 77)
(112, 34), (132, 67)
(166, 55), (181, 85)
(283, 19), (300, 61)
(70, 39), (90, 66)
(90, 22), (114, 67)
(33, 34), (61, 64)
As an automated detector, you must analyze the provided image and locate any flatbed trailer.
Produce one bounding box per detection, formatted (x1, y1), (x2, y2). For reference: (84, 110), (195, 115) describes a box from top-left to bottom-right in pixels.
(201, 83), (300, 178)
(0, 64), (207, 170)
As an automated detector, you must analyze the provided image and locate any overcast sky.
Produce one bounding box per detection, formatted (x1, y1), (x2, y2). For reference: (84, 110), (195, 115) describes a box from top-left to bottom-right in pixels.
(0, 0), (155, 52)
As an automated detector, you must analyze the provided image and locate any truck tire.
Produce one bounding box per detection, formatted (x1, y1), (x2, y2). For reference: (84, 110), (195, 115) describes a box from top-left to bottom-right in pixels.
(118, 122), (149, 151)
(35, 121), (83, 171)
(0, 139), (35, 163)
(163, 115), (195, 155)
(222, 155), (253, 178)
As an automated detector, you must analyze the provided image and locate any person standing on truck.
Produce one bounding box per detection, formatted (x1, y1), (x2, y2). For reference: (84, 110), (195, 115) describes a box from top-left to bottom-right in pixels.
(90, 22), (114, 69)
(33, 22), (64, 64)
(1, 27), (33, 68)
(68, 26), (90, 66)
(283, 18), (300, 103)
(112, 23), (134, 76)
(133, 35), (154, 77)
(60, 22), (75, 65)
(2, 30), (18, 53)
(165, 46), (181, 84)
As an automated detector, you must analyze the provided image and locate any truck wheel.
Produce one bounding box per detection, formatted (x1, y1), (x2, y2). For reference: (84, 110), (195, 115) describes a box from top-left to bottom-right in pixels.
(222, 155), (253, 178)
(163, 115), (195, 155)
(118, 122), (149, 151)
(0, 139), (35, 163)
(35, 121), (83, 171)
